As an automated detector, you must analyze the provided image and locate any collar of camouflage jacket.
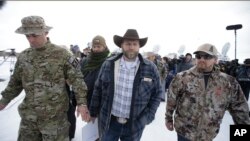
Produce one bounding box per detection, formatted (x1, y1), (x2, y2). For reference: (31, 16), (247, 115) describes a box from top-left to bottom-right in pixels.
(190, 66), (220, 79)
(33, 40), (51, 51)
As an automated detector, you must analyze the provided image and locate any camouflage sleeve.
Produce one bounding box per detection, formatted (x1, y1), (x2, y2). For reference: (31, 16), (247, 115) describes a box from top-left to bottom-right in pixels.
(165, 74), (182, 122)
(64, 52), (88, 106)
(228, 79), (250, 124)
(0, 58), (23, 105)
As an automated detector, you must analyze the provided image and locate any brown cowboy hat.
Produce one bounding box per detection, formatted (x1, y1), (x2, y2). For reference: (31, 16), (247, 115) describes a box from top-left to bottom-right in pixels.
(113, 29), (148, 48)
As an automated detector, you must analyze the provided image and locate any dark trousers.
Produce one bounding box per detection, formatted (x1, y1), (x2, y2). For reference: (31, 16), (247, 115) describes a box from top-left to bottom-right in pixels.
(66, 84), (77, 140)
(178, 134), (190, 141)
(101, 116), (143, 141)
(67, 98), (76, 140)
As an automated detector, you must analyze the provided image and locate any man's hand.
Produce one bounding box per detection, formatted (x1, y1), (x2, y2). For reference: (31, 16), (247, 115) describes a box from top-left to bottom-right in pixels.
(76, 105), (91, 122)
(166, 120), (174, 131)
(0, 104), (6, 111)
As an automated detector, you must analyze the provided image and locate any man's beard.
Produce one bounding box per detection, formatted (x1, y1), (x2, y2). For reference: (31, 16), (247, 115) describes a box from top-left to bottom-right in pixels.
(123, 51), (138, 61)
(197, 63), (213, 72)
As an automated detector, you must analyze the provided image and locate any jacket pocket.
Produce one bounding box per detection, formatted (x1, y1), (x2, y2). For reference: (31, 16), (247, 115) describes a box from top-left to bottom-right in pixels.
(138, 78), (154, 97)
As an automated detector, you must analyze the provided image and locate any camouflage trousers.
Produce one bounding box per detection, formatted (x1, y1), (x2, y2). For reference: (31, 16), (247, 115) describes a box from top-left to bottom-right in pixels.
(17, 114), (70, 141)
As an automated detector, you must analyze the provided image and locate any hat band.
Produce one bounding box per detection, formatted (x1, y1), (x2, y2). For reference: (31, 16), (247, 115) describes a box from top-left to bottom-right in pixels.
(23, 26), (45, 30)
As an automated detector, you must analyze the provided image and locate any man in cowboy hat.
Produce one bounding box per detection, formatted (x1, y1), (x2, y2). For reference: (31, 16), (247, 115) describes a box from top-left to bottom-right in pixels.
(89, 29), (162, 141)
(0, 15), (89, 141)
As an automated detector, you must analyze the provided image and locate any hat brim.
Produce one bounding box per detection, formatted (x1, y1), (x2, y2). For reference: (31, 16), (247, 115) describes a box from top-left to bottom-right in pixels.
(193, 50), (214, 56)
(15, 26), (52, 35)
(113, 35), (148, 48)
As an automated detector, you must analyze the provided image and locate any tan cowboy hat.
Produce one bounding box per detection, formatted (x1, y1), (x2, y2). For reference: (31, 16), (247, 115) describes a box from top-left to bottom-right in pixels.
(15, 15), (52, 35)
(113, 29), (148, 48)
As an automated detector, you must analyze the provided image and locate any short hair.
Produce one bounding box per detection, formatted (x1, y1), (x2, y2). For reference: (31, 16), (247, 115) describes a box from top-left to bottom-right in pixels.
(185, 53), (192, 57)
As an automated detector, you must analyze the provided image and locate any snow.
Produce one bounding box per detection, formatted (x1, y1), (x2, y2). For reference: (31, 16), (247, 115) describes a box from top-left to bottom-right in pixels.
(0, 58), (249, 141)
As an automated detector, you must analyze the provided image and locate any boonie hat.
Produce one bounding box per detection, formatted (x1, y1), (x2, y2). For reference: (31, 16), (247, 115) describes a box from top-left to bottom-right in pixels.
(15, 15), (52, 35)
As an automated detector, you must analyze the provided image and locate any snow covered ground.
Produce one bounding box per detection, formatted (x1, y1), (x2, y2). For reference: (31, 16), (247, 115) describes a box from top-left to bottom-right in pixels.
(0, 58), (249, 141)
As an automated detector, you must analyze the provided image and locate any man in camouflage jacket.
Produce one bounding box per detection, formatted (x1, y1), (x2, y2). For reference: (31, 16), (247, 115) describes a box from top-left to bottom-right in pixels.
(0, 16), (89, 141)
(165, 43), (250, 141)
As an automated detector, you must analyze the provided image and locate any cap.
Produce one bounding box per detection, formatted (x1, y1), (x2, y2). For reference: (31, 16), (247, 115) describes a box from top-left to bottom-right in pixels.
(92, 35), (107, 47)
(193, 43), (218, 56)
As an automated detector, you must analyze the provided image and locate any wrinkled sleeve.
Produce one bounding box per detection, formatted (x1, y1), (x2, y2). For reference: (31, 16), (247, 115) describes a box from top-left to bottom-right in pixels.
(165, 74), (182, 122)
(64, 52), (88, 105)
(0, 58), (23, 105)
(228, 79), (250, 124)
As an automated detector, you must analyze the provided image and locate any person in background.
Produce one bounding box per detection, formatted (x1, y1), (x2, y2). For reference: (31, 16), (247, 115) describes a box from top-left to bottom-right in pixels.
(236, 58), (250, 101)
(165, 43), (250, 141)
(89, 29), (162, 141)
(81, 45), (91, 59)
(145, 51), (166, 101)
(146, 52), (166, 83)
(176, 53), (194, 73)
(81, 35), (110, 109)
(70, 45), (82, 59)
(165, 57), (178, 92)
(81, 35), (110, 141)
(0, 15), (89, 141)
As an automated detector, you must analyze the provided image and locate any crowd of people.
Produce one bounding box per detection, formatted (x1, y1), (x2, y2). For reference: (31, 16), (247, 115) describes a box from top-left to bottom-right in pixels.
(0, 15), (249, 141)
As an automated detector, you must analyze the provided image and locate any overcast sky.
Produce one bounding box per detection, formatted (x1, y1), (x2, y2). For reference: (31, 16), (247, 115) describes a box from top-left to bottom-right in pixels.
(0, 1), (250, 63)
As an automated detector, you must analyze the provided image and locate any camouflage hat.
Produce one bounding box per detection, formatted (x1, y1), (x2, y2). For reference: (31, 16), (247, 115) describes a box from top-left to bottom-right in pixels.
(193, 43), (218, 56)
(92, 35), (107, 47)
(15, 16), (52, 35)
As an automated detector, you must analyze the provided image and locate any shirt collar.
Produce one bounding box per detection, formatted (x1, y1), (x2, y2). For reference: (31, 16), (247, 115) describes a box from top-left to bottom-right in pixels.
(120, 56), (139, 69)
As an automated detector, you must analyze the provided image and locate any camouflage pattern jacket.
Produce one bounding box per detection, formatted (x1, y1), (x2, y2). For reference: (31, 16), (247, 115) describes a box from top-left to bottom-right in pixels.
(154, 59), (166, 83)
(166, 66), (250, 141)
(0, 41), (87, 118)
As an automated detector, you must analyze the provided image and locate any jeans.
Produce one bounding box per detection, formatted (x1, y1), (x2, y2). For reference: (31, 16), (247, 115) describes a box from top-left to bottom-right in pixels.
(178, 134), (190, 141)
(101, 116), (143, 141)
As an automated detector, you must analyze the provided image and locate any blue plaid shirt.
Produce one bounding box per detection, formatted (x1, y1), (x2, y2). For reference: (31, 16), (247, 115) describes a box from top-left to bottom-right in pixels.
(111, 56), (139, 118)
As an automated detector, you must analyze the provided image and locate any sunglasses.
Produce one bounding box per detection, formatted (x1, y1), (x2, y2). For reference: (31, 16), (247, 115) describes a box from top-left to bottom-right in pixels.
(25, 34), (41, 38)
(195, 54), (214, 60)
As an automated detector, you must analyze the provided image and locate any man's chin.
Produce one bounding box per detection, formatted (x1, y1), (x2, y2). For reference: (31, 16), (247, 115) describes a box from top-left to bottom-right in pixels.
(197, 68), (205, 73)
(197, 66), (206, 72)
(124, 53), (138, 60)
(31, 45), (42, 48)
